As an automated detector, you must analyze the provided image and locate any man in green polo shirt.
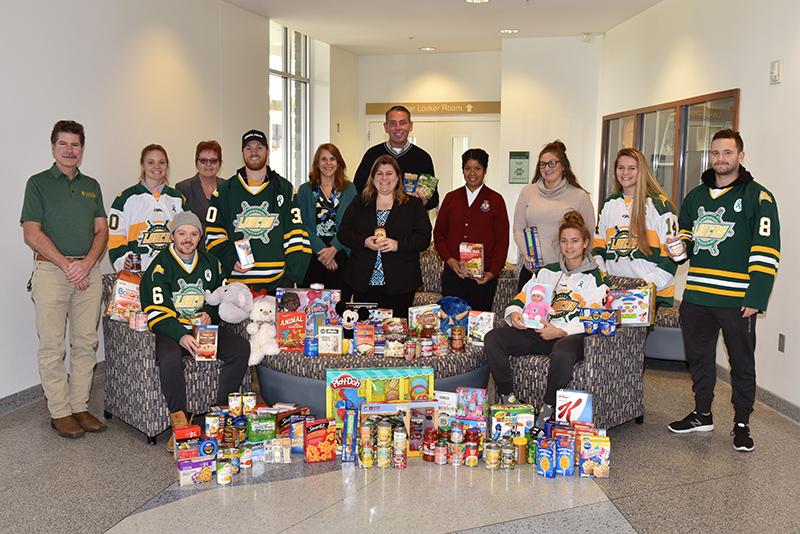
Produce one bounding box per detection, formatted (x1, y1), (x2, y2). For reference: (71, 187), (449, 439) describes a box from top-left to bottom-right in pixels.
(21, 120), (109, 438)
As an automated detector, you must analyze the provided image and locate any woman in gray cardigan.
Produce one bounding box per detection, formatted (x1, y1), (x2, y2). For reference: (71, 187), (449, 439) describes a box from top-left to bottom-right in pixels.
(297, 143), (357, 301)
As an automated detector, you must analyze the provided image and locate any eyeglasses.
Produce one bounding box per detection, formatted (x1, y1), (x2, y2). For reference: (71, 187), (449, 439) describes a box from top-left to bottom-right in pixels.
(198, 158), (219, 165)
(538, 160), (560, 169)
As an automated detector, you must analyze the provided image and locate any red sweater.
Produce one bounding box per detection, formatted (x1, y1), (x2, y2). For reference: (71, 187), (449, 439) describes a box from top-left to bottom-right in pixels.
(434, 185), (509, 276)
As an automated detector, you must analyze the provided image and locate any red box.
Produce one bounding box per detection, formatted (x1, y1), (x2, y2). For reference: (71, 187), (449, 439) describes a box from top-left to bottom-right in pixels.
(277, 311), (306, 352)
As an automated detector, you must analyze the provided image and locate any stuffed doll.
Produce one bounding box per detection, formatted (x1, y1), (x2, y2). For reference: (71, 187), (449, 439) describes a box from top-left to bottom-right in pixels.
(523, 284), (551, 328)
(437, 296), (471, 336)
(204, 282), (253, 324)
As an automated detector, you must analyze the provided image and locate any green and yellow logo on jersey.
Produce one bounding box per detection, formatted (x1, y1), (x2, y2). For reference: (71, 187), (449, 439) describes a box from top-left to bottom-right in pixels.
(607, 227), (637, 259)
(139, 220), (172, 252)
(172, 278), (205, 318)
(692, 207), (735, 257)
(549, 289), (581, 320)
(234, 201), (279, 244)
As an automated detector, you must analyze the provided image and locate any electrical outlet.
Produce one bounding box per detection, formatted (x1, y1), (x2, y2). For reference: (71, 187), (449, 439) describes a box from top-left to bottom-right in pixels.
(778, 333), (785, 353)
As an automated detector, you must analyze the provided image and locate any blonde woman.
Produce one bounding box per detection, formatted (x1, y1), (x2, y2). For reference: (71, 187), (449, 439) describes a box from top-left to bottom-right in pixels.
(592, 147), (678, 306)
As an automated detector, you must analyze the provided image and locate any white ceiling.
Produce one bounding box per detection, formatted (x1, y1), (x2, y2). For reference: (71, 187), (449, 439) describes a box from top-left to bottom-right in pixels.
(228, 0), (662, 55)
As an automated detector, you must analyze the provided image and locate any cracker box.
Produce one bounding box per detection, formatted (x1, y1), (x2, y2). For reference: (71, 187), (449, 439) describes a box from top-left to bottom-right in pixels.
(555, 389), (593, 424)
(303, 419), (337, 463)
(289, 414), (314, 454)
(536, 437), (556, 478)
(234, 238), (255, 269)
(318, 325), (343, 356)
(459, 242), (484, 278)
(489, 404), (535, 441)
(194, 325), (218, 361)
(606, 284), (656, 326)
(276, 287), (342, 329)
(456, 386), (488, 421)
(580, 435), (611, 478)
(467, 311), (494, 346)
(105, 271), (141, 321)
(435, 390), (458, 427)
(555, 434), (576, 476)
(523, 226), (544, 270)
(355, 323), (375, 356)
(408, 304), (441, 333)
(177, 455), (214, 486)
(277, 311), (306, 352)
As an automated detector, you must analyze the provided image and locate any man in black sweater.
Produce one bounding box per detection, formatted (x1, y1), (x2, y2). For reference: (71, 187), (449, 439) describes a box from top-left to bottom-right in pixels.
(353, 105), (438, 210)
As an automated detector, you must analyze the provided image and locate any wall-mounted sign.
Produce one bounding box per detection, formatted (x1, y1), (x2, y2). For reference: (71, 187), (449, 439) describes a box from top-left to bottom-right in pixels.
(365, 101), (501, 115)
(508, 151), (530, 184)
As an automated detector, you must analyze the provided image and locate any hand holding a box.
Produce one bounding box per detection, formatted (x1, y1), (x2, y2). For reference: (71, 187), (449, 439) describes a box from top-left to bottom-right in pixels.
(446, 258), (471, 279)
(180, 334), (200, 357)
(475, 271), (495, 286)
(233, 260), (253, 273)
(535, 320), (566, 341)
(508, 311), (527, 330)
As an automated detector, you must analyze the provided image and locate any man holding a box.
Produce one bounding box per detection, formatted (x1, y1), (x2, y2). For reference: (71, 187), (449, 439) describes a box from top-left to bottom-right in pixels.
(141, 211), (249, 451)
(354, 106), (438, 210)
(666, 130), (780, 452)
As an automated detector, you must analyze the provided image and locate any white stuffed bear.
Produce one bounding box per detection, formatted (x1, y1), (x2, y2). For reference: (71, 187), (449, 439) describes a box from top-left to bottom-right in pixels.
(246, 295), (280, 366)
(205, 282), (253, 324)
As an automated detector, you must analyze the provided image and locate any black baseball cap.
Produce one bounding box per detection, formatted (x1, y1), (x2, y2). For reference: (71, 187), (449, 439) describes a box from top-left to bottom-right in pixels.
(241, 129), (267, 149)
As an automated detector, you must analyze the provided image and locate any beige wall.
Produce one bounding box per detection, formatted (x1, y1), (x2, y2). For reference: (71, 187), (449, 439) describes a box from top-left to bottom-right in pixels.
(330, 46), (360, 174)
(1, 0), (269, 399)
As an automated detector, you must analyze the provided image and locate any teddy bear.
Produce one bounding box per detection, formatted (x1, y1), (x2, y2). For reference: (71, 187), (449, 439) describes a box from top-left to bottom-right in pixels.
(204, 282), (253, 324)
(246, 295), (280, 366)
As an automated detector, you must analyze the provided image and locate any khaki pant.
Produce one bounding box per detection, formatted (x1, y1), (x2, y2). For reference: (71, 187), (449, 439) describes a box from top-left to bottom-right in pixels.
(31, 261), (103, 418)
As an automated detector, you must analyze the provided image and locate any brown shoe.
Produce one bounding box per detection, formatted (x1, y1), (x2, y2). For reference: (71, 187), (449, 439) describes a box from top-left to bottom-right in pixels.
(72, 411), (107, 432)
(51, 415), (84, 438)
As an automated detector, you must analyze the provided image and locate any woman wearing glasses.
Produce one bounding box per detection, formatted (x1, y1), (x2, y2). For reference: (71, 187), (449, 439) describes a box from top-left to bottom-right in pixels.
(176, 140), (225, 228)
(512, 140), (595, 291)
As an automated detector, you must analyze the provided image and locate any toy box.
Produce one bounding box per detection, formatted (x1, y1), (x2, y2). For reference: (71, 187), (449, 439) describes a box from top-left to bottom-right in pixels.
(459, 242), (484, 278)
(449, 416), (487, 452)
(276, 287), (342, 332)
(606, 284), (655, 326)
(522, 282), (553, 329)
(303, 419), (337, 463)
(177, 455), (214, 486)
(341, 409), (359, 462)
(489, 404), (535, 441)
(105, 271), (141, 321)
(467, 311), (494, 346)
(435, 390), (458, 427)
(326, 367), (435, 433)
(523, 226), (544, 270)
(555, 389), (593, 424)
(360, 400), (439, 457)
(579, 435), (611, 478)
(277, 311), (305, 352)
(318, 326), (343, 356)
(456, 386), (488, 421)
(408, 304), (440, 334)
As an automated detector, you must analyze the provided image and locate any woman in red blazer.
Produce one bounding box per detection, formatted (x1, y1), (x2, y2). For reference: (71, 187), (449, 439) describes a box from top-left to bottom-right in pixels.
(434, 148), (509, 311)
(338, 155), (432, 318)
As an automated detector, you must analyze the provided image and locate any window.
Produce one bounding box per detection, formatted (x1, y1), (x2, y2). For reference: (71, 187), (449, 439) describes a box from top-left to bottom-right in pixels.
(599, 89), (738, 208)
(269, 21), (309, 186)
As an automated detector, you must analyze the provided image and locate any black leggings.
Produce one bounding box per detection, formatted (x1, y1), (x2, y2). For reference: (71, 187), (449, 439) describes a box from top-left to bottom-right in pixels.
(484, 325), (584, 406)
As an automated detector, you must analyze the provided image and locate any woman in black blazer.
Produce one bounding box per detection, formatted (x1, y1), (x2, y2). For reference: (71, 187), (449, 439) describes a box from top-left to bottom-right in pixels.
(338, 155), (432, 317)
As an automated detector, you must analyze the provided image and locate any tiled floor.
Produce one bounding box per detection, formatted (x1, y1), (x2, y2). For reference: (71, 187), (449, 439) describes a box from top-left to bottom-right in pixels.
(2, 361), (799, 534)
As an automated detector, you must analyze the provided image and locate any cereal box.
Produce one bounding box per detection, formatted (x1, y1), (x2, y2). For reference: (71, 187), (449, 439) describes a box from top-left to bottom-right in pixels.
(555, 389), (593, 424)
(555, 434), (575, 476)
(303, 419), (337, 463)
(177, 455), (214, 486)
(467, 311), (494, 346)
(459, 242), (484, 278)
(579, 435), (611, 478)
(536, 437), (556, 478)
(194, 325), (218, 361)
(277, 311), (306, 352)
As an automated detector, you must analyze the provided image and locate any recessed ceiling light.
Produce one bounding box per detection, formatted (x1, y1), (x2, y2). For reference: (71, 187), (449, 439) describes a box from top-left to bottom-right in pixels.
(419, 47), (437, 51)
(465, 0), (490, 4)
(500, 29), (519, 34)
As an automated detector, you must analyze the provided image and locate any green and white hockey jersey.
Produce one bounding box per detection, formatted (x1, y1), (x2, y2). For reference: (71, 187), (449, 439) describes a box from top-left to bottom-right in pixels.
(205, 167), (312, 293)
(592, 192), (678, 307)
(679, 166), (780, 311)
(108, 183), (185, 272)
(140, 244), (223, 343)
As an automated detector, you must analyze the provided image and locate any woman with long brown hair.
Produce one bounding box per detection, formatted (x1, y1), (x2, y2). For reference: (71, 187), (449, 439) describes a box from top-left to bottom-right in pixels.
(297, 143), (356, 300)
(512, 140), (595, 292)
(592, 147), (678, 306)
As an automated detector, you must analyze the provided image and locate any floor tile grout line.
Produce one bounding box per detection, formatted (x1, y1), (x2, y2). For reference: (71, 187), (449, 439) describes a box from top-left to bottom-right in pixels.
(104, 478), (180, 533)
(276, 471), (383, 533)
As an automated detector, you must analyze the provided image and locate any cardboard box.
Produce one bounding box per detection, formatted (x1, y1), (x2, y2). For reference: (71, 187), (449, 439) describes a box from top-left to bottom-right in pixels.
(523, 226), (544, 269)
(456, 386), (488, 421)
(277, 311), (305, 352)
(555, 389), (593, 424)
(177, 455), (214, 486)
(276, 287), (342, 330)
(435, 390), (458, 427)
(105, 272), (141, 322)
(467, 311), (494, 346)
(579, 435), (611, 478)
(194, 325), (218, 361)
(408, 304), (440, 333)
(606, 284), (656, 326)
(489, 404), (535, 441)
(318, 325), (343, 356)
(459, 242), (484, 278)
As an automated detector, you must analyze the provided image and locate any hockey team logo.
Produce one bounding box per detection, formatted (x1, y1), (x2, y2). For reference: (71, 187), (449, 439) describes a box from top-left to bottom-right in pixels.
(607, 227), (637, 259)
(204, 269), (212, 282)
(234, 201), (279, 244)
(549, 290), (582, 320)
(692, 207), (735, 256)
(139, 220), (172, 252)
(172, 278), (205, 318)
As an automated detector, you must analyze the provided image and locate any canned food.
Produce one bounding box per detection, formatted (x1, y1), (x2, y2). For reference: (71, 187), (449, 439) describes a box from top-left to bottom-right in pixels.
(393, 427), (408, 449)
(216, 460), (232, 485)
(376, 421), (393, 445)
(392, 448), (408, 469)
(450, 421), (464, 444)
(434, 440), (448, 465)
(438, 425), (451, 442)
(304, 336), (319, 357)
(360, 445), (375, 469)
(240, 445), (253, 469)
(448, 442), (465, 466)
(500, 444), (516, 470)
(130, 253), (142, 273)
(450, 326), (465, 352)
(228, 393), (243, 416)
(465, 427), (480, 444)
(513, 436), (528, 465)
(360, 422), (375, 448)
(465, 443), (479, 467)
(376, 446), (392, 468)
(484, 442), (501, 470)
(242, 392), (257, 416)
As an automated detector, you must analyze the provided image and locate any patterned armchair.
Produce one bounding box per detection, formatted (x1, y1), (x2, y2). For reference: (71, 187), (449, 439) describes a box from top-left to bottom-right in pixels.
(101, 274), (251, 443)
(508, 275), (649, 430)
(413, 244), (517, 328)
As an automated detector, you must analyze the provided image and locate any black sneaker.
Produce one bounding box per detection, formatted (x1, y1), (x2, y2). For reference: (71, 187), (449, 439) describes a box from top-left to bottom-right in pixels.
(498, 393), (519, 404)
(732, 423), (754, 452)
(668, 411), (714, 433)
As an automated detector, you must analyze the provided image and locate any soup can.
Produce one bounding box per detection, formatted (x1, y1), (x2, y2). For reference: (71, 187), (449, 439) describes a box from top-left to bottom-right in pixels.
(465, 443), (479, 467)
(434, 440), (448, 465)
(216, 459), (232, 485)
(484, 442), (501, 470)
(359, 445), (375, 469)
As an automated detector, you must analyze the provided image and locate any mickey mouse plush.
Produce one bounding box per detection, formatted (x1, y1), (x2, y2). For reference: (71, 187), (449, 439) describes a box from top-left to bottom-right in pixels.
(334, 301), (371, 339)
